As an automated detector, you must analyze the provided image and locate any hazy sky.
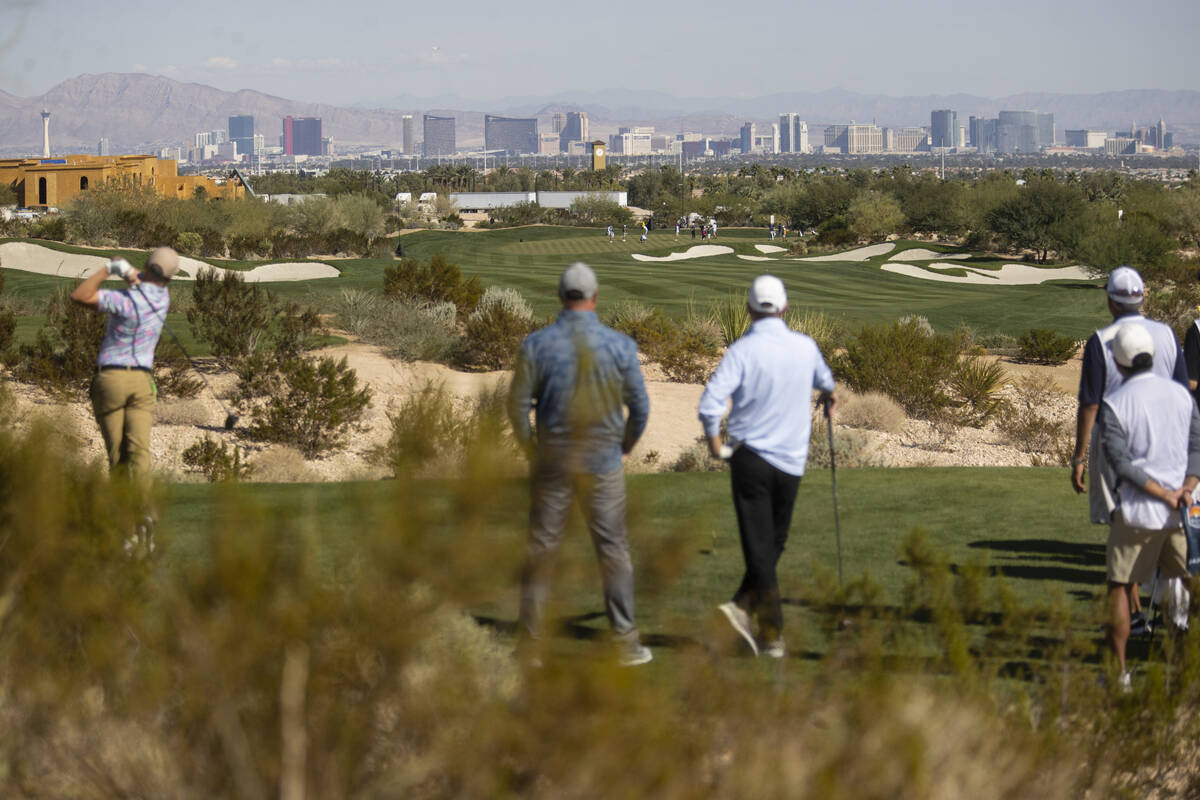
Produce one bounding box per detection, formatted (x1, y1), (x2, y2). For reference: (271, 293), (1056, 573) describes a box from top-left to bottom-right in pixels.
(1, 0), (1197, 104)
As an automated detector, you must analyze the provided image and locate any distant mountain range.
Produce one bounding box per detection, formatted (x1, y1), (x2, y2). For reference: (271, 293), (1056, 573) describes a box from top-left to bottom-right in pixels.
(1, 73), (1198, 155)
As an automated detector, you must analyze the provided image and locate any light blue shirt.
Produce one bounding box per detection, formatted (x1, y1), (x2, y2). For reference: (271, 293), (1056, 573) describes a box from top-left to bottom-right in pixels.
(698, 316), (835, 476)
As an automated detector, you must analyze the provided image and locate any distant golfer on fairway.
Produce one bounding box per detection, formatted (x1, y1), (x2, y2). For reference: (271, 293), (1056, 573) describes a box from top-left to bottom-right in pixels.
(507, 262), (653, 667)
(1096, 324), (1200, 690)
(70, 247), (179, 523)
(698, 274), (836, 658)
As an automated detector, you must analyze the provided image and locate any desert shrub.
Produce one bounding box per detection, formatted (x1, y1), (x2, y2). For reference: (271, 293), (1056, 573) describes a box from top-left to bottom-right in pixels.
(7, 285), (106, 396)
(835, 318), (963, 419)
(174, 230), (203, 256)
(187, 268), (275, 365)
(234, 354), (372, 457)
(462, 287), (536, 370)
(998, 374), (1072, 464)
(0, 307), (14, 354)
(671, 438), (727, 472)
(605, 300), (673, 353)
(187, 268), (317, 368)
(1017, 328), (1078, 365)
(897, 313), (935, 337)
(656, 315), (721, 383)
(329, 288), (382, 337)
(786, 307), (847, 355)
(806, 423), (883, 468)
(181, 435), (253, 482)
(248, 446), (319, 482)
(1143, 276), (1200, 343)
(950, 357), (1009, 427)
(838, 390), (907, 433)
(354, 298), (460, 363)
(151, 337), (204, 399)
(710, 291), (750, 345)
(977, 331), (1019, 356)
(383, 253), (483, 314)
(29, 214), (67, 241)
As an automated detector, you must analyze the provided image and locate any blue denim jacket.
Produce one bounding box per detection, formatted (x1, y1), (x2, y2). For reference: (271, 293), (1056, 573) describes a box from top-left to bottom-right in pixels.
(508, 310), (649, 473)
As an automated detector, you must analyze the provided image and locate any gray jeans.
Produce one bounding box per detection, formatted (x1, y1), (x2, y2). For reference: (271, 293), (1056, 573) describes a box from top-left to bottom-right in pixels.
(519, 462), (638, 641)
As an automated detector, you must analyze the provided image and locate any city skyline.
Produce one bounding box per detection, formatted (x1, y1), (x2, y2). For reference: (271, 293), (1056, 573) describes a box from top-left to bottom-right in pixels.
(1, 0), (1196, 106)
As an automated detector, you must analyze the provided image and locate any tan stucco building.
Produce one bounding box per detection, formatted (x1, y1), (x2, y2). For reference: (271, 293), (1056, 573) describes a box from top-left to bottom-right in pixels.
(0, 154), (246, 208)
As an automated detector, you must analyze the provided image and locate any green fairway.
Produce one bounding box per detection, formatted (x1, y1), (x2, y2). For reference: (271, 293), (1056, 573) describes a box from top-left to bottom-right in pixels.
(2, 230), (1106, 338)
(160, 467), (1115, 679)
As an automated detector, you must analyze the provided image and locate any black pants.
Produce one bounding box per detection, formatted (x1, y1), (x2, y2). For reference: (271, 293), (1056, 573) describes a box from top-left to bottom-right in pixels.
(729, 447), (802, 640)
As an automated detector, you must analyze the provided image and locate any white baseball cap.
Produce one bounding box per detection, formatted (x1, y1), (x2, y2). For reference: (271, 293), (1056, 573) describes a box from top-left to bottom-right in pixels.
(559, 261), (598, 299)
(1112, 323), (1155, 368)
(748, 275), (787, 313)
(1106, 266), (1144, 305)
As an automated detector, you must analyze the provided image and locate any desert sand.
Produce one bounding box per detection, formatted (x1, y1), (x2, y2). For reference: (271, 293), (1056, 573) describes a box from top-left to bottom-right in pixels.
(755, 245), (788, 254)
(797, 243), (896, 262)
(632, 245), (734, 262)
(0, 242), (339, 282)
(887, 249), (971, 261)
(881, 261), (1094, 286)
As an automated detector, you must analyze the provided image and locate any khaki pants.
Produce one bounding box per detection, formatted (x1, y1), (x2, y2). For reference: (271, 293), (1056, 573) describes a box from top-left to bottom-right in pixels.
(90, 368), (154, 498)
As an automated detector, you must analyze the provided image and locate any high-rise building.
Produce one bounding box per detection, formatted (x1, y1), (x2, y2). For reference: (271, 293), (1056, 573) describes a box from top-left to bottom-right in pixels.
(884, 127), (928, 153)
(994, 110), (1053, 153)
(423, 115), (456, 156)
(97, 137), (110, 157)
(824, 125), (848, 150)
(740, 122), (755, 154)
(402, 115), (414, 155)
(538, 133), (560, 154)
(228, 115), (254, 158)
(559, 111), (588, 153)
(969, 116), (996, 152)
(778, 114), (808, 153)
(281, 116), (293, 155)
(610, 127), (653, 155)
(552, 112), (566, 134)
(1065, 130), (1107, 149)
(485, 114), (538, 154)
(845, 124), (883, 154)
(930, 109), (957, 148)
(291, 117), (322, 156)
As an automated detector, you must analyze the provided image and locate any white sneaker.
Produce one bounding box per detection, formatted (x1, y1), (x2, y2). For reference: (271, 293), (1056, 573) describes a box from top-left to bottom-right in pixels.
(718, 603), (759, 656)
(1119, 671), (1132, 694)
(618, 643), (653, 667)
(762, 639), (785, 659)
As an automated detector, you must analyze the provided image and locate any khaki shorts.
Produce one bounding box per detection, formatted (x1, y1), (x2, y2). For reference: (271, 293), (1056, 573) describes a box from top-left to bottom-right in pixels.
(1107, 510), (1188, 584)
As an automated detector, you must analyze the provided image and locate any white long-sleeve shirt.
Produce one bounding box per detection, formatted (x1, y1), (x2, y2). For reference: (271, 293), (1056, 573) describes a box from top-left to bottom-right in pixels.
(698, 317), (835, 476)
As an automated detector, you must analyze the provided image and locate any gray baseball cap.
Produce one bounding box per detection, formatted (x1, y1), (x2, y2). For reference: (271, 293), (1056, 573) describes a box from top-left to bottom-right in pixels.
(559, 261), (598, 299)
(1106, 266), (1144, 305)
(146, 246), (180, 279)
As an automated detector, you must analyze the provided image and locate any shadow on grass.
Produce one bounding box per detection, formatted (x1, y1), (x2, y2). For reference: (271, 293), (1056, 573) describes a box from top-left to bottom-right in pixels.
(968, 538), (1105, 585)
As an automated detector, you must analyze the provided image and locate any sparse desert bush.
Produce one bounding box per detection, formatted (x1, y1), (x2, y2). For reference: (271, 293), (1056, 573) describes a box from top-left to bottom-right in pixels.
(657, 315), (721, 383)
(1017, 328), (1078, 365)
(998, 373), (1073, 464)
(838, 390), (907, 434)
(6, 285), (106, 396)
(606, 299), (673, 353)
(174, 230), (203, 256)
(187, 268), (275, 365)
(152, 338), (204, 399)
(671, 437), (727, 472)
(234, 353), (372, 457)
(181, 435), (253, 482)
(462, 286), (536, 370)
(354, 298), (459, 363)
(807, 423), (883, 468)
(786, 307), (847, 355)
(1143, 276), (1200, 343)
(383, 253), (483, 315)
(835, 318), (963, 419)
(248, 446), (318, 483)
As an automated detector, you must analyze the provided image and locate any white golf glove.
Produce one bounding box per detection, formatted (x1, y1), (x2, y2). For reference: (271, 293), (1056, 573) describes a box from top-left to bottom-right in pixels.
(107, 258), (135, 278)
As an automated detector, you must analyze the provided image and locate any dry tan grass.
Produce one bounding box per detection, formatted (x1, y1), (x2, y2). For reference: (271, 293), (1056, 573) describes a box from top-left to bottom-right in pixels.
(838, 390), (908, 434)
(153, 398), (212, 426)
(249, 446), (319, 482)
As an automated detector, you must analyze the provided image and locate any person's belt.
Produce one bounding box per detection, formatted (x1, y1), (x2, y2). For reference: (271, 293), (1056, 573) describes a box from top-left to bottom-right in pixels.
(97, 364), (151, 373)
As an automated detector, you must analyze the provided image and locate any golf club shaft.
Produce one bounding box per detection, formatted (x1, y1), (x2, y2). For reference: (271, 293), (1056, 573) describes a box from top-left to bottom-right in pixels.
(824, 395), (843, 586)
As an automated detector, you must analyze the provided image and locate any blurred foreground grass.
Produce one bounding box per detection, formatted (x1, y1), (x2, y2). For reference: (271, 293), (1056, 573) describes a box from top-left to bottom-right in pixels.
(4, 404), (1200, 797)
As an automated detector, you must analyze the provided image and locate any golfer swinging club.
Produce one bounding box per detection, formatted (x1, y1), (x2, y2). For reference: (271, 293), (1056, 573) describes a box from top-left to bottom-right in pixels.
(71, 247), (179, 536)
(698, 274), (836, 658)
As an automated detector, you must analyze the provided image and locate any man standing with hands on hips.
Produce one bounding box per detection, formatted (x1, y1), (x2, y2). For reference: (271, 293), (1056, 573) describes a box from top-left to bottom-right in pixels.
(71, 247), (179, 541)
(508, 261), (653, 667)
(698, 274), (837, 658)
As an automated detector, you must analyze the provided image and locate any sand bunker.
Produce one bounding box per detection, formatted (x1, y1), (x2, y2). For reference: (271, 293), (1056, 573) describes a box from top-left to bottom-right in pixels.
(887, 248), (971, 261)
(797, 243), (895, 262)
(738, 255), (774, 262)
(754, 244), (787, 254)
(0, 242), (339, 282)
(632, 245), (734, 262)
(881, 262), (1094, 286)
